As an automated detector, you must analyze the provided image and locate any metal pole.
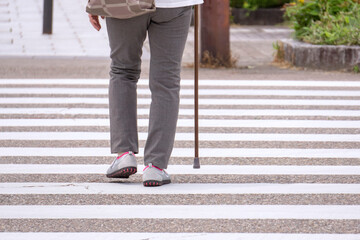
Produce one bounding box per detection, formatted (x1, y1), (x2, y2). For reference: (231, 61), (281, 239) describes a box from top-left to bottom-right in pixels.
(193, 5), (200, 169)
(43, 0), (53, 34)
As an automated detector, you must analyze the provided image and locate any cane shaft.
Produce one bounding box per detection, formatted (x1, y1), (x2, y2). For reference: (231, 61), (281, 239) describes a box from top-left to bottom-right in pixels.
(193, 5), (200, 168)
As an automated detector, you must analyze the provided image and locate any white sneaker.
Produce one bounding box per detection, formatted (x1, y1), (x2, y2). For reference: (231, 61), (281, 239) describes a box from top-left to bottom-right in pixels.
(143, 163), (171, 187)
(106, 151), (137, 178)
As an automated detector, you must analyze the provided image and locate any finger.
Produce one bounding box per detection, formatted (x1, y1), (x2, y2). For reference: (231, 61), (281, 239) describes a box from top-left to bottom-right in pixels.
(88, 15), (98, 30)
(88, 14), (101, 31)
(91, 16), (101, 31)
(101, 16), (105, 19)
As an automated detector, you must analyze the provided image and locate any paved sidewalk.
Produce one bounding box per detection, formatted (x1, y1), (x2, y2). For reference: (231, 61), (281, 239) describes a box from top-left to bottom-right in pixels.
(0, 0), (292, 66)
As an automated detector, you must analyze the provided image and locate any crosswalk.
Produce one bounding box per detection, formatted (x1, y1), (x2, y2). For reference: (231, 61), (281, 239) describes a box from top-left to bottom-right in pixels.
(0, 78), (359, 239)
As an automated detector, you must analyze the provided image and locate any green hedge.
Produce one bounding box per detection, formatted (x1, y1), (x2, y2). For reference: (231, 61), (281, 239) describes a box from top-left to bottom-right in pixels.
(286, 0), (360, 45)
(230, 0), (291, 8)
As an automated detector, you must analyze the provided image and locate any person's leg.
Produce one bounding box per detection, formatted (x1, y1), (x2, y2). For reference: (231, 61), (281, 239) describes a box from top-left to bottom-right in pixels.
(106, 15), (149, 154)
(144, 7), (192, 169)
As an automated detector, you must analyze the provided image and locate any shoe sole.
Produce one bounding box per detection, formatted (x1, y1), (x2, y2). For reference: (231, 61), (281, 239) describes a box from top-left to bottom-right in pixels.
(106, 167), (137, 178)
(143, 179), (171, 187)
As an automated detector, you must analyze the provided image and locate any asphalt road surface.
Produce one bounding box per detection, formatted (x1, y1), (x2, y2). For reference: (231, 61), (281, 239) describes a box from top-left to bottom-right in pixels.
(0, 60), (359, 239)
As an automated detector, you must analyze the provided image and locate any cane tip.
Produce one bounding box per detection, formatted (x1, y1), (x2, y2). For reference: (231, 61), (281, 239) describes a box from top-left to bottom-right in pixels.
(193, 157), (200, 169)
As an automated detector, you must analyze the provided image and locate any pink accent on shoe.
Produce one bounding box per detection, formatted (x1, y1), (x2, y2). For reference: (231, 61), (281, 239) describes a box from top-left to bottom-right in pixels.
(116, 152), (129, 160)
(153, 165), (163, 171)
(143, 164), (163, 172)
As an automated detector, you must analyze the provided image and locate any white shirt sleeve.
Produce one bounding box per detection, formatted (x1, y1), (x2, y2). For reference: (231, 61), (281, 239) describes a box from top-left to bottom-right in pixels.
(155, 0), (204, 8)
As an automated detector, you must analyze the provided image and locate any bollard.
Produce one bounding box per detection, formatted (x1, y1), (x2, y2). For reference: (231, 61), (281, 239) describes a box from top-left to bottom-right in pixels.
(201, 0), (230, 65)
(43, 0), (53, 34)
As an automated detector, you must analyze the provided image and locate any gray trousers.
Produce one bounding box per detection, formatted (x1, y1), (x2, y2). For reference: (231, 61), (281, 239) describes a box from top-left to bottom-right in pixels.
(106, 6), (192, 169)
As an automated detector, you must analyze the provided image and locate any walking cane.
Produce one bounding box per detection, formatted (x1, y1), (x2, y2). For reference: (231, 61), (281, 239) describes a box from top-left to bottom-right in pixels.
(193, 5), (200, 169)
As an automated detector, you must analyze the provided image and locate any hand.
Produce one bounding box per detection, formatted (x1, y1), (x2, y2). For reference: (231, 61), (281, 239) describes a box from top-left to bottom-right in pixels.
(89, 14), (105, 31)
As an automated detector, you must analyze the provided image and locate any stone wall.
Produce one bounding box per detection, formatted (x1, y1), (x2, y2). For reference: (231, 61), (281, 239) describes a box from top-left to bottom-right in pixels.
(278, 39), (360, 71)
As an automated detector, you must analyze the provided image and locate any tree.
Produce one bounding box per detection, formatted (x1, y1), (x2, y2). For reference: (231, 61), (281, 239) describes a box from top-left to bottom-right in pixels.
(201, 0), (231, 67)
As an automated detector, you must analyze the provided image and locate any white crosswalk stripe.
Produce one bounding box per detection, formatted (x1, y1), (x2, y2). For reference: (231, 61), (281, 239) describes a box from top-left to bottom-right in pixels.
(1, 183), (359, 194)
(1, 148), (360, 158)
(1, 119), (359, 127)
(2, 98), (360, 105)
(1, 78), (359, 237)
(2, 78), (360, 87)
(1, 205), (359, 219)
(2, 108), (360, 117)
(1, 164), (359, 175)
(1, 87), (360, 96)
(2, 132), (360, 141)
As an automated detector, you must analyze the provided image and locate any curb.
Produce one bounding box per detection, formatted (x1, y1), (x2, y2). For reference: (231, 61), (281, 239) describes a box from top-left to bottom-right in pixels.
(278, 39), (360, 71)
